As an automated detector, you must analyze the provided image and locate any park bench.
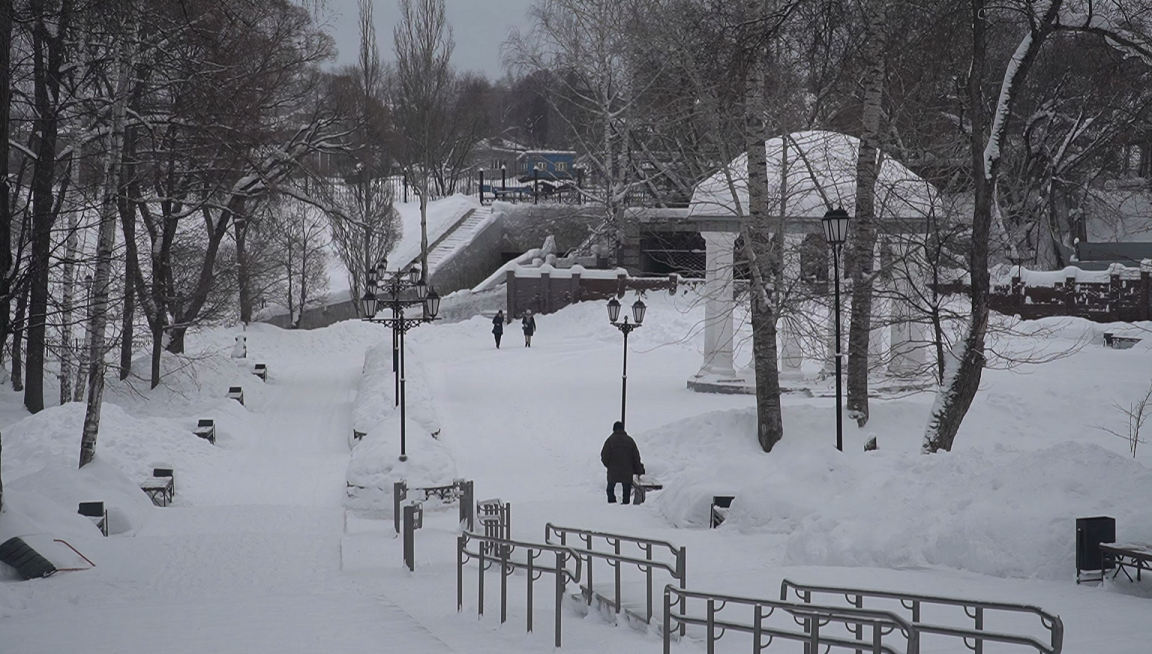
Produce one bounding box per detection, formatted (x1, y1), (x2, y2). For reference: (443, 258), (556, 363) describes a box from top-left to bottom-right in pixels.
(78, 501), (108, 537)
(1103, 332), (1141, 349)
(193, 419), (216, 444)
(227, 386), (245, 405)
(631, 475), (663, 505)
(1101, 543), (1152, 583)
(140, 468), (175, 507)
(710, 495), (735, 528)
(252, 363), (267, 381)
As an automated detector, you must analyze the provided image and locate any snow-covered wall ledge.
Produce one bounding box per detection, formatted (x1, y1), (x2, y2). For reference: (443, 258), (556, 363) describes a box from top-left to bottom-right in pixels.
(345, 339), (452, 513)
(349, 340), (441, 443)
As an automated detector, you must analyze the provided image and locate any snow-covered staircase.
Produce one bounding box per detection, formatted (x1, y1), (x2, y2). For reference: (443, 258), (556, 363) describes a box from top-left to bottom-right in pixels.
(402, 206), (495, 276)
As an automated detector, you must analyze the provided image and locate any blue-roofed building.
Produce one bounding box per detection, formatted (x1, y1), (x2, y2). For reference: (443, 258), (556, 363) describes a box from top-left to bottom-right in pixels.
(515, 150), (577, 181)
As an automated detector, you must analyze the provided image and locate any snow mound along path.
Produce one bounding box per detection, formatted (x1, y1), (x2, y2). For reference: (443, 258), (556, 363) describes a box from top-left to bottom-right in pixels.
(640, 406), (1152, 580)
(346, 336), (453, 514)
(350, 339), (441, 442)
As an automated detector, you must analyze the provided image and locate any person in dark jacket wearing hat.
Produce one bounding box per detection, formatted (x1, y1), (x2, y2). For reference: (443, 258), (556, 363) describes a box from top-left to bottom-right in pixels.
(522, 310), (536, 347)
(492, 310), (505, 348)
(601, 421), (644, 504)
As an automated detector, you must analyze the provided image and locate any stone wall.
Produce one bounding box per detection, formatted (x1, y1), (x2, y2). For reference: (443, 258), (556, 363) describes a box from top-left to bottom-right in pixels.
(505, 266), (677, 318)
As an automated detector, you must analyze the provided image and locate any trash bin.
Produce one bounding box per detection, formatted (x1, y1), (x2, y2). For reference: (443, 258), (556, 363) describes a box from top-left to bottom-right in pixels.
(1076, 516), (1116, 583)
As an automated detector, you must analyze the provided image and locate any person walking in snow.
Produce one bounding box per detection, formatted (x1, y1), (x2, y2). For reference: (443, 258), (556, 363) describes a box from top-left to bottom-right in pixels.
(601, 421), (644, 504)
(522, 310), (537, 347)
(492, 310), (505, 348)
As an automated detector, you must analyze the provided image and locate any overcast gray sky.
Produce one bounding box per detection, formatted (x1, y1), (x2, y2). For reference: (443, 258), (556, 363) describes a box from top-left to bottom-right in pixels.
(322, 0), (537, 79)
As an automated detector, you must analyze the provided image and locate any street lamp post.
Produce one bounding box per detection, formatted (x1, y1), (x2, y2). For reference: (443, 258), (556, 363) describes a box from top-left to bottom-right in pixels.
(821, 207), (851, 452)
(607, 296), (647, 428)
(361, 261), (441, 461)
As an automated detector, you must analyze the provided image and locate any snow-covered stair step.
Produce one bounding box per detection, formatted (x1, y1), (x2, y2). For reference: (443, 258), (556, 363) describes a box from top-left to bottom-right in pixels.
(423, 207), (495, 273)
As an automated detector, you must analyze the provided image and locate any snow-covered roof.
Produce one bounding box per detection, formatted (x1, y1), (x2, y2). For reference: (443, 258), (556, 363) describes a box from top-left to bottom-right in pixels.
(688, 130), (941, 222)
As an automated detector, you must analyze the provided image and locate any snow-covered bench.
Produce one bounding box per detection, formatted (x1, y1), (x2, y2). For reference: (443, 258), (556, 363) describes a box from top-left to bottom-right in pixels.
(1103, 332), (1141, 349)
(193, 419), (216, 444)
(141, 468), (175, 507)
(78, 501), (108, 536)
(227, 386), (245, 405)
(710, 495), (734, 528)
(631, 475), (663, 505)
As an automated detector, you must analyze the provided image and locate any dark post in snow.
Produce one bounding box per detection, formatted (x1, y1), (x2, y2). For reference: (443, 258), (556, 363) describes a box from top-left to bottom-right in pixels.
(607, 297), (647, 428)
(360, 262), (441, 461)
(822, 208), (851, 452)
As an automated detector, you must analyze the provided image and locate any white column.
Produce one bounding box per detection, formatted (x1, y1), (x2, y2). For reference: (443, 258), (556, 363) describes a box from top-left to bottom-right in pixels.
(696, 231), (739, 379)
(889, 240), (926, 375)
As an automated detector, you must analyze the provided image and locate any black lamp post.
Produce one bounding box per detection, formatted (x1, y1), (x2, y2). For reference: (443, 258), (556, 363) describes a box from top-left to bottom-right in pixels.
(607, 296), (647, 428)
(821, 207), (851, 452)
(360, 260), (440, 462)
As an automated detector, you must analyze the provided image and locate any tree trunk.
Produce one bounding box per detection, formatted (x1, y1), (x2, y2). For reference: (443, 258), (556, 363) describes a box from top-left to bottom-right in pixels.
(922, 0), (1058, 452)
(419, 176), (429, 276)
(0, 0), (10, 512)
(845, 2), (887, 428)
(11, 280), (28, 392)
(119, 273), (134, 380)
(79, 0), (134, 467)
(236, 214), (252, 323)
(25, 1), (70, 413)
(744, 1), (784, 453)
(59, 151), (82, 405)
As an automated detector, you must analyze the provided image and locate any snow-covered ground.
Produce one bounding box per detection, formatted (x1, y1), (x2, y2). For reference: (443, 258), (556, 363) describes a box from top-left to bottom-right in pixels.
(2, 287), (1152, 652)
(321, 194), (481, 305)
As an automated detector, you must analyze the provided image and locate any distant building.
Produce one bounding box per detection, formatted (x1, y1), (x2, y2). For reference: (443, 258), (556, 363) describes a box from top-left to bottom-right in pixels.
(514, 150), (576, 181)
(470, 137), (529, 173)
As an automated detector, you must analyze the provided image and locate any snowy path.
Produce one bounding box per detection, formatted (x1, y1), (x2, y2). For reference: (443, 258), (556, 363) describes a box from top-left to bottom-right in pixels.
(1, 329), (464, 654)
(195, 360), (355, 506)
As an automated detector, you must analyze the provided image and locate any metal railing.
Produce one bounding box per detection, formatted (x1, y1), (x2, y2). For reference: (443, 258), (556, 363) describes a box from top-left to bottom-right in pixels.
(664, 586), (919, 654)
(457, 531), (582, 647)
(393, 478), (474, 534)
(477, 498), (511, 557)
(544, 523), (686, 626)
(780, 579), (1063, 654)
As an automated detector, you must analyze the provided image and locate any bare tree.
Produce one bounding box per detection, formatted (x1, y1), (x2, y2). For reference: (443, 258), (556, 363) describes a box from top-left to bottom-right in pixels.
(845, 0), (887, 427)
(393, 0), (453, 277)
(79, 0), (135, 468)
(506, 0), (671, 263)
(924, 0), (1152, 453)
(1098, 380), (1152, 458)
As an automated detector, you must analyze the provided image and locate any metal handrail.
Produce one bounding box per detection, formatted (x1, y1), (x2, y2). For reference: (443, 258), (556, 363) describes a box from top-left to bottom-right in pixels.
(780, 579), (1063, 654)
(545, 523), (682, 559)
(544, 523), (687, 626)
(665, 585), (919, 654)
(457, 531), (583, 648)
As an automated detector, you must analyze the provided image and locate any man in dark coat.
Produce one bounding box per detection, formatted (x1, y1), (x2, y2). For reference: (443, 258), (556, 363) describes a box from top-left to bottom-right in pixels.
(492, 310), (504, 348)
(600, 421), (644, 504)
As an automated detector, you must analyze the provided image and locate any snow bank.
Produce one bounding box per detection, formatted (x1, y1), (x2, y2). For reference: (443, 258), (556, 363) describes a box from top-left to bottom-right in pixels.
(344, 418), (457, 514)
(640, 406), (1152, 580)
(346, 337), (452, 512)
(2, 456), (155, 538)
(350, 340), (441, 441)
(2, 402), (225, 489)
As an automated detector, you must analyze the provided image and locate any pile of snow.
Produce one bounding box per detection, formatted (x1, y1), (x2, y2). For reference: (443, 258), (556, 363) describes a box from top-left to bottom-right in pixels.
(346, 338), (452, 513)
(350, 340), (441, 441)
(2, 457), (156, 541)
(641, 406), (1152, 580)
(2, 402), (225, 492)
(345, 419), (457, 514)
